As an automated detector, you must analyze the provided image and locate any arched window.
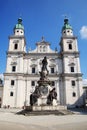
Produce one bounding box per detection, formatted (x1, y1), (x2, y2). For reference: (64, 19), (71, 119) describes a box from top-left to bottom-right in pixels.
(32, 67), (35, 73)
(51, 67), (54, 73)
(72, 92), (76, 97)
(31, 81), (35, 86)
(70, 67), (74, 72)
(14, 44), (18, 50)
(12, 66), (16, 72)
(11, 80), (15, 86)
(69, 44), (72, 50)
(71, 80), (75, 86)
(10, 92), (14, 96)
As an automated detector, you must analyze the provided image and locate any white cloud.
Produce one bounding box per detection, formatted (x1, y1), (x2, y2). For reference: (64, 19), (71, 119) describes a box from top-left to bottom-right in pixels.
(0, 74), (3, 80)
(83, 79), (87, 86)
(80, 26), (87, 39)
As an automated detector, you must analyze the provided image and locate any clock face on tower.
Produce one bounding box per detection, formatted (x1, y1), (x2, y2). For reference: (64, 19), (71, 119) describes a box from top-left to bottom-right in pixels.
(13, 40), (19, 44)
(67, 40), (73, 43)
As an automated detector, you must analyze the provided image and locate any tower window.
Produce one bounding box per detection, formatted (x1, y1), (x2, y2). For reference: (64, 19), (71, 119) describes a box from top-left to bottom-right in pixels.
(69, 44), (72, 50)
(10, 92), (14, 96)
(72, 92), (76, 97)
(14, 44), (18, 50)
(51, 68), (54, 73)
(12, 66), (16, 72)
(71, 80), (75, 86)
(11, 80), (15, 86)
(31, 81), (35, 86)
(32, 67), (35, 73)
(71, 67), (74, 72)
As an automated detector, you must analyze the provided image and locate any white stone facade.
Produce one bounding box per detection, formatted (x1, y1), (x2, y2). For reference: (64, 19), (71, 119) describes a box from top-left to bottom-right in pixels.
(2, 18), (84, 108)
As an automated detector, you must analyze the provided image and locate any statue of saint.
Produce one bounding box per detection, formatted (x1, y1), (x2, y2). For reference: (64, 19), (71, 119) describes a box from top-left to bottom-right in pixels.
(42, 56), (48, 71)
(47, 88), (57, 105)
(30, 86), (41, 106)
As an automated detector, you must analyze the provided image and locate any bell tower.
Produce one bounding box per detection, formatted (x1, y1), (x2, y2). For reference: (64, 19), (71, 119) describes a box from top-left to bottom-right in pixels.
(59, 18), (83, 107)
(3, 18), (26, 107)
(8, 18), (26, 52)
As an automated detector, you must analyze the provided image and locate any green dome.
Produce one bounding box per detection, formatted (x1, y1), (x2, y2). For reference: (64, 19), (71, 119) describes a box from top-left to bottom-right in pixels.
(62, 18), (72, 31)
(14, 18), (24, 31)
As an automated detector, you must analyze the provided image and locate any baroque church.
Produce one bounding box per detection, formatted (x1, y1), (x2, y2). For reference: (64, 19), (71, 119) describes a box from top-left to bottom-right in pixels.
(2, 18), (84, 108)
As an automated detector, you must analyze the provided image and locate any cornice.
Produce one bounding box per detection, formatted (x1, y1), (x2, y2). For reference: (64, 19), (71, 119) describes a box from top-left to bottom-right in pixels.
(60, 51), (80, 56)
(8, 35), (26, 44)
(24, 53), (59, 58)
(7, 51), (26, 55)
(61, 36), (77, 40)
(9, 35), (26, 39)
(4, 73), (24, 77)
(6, 51), (62, 59)
(4, 72), (83, 79)
(4, 73), (60, 78)
(60, 73), (83, 77)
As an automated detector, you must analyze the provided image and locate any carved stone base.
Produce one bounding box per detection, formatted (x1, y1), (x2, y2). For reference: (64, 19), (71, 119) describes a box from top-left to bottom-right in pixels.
(28, 105), (67, 111)
(52, 99), (58, 106)
(37, 97), (47, 106)
(37, 97), (58, 106)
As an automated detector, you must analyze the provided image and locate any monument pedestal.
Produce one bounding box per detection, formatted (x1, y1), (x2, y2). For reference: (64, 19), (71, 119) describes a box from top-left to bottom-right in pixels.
(27, 105), (67, 111)
(29, 57), (65, 113)
(37, 97), (47, 106)
(52, 99), (58, 106)
(37, 97), (58, 106)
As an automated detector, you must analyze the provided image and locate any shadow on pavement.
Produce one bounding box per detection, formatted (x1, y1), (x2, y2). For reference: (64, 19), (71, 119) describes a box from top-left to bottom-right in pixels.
(68, 107), (87, 115)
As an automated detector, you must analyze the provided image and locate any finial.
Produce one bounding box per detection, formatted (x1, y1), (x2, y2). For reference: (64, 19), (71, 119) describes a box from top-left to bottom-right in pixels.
(62, 14), (68, 19)
(41, 36), (45, 41)
(62, 14), (69, 25)
(18, 18), (22, 24)
(64, 18), (69, 25)
(64, 15), (67, 19)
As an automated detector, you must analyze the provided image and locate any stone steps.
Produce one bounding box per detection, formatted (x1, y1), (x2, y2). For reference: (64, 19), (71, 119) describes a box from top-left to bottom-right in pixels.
(17, 109), (73, 116)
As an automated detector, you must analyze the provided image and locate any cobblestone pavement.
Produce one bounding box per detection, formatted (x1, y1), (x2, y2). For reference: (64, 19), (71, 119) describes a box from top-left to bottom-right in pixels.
(0, 108), (87, 130)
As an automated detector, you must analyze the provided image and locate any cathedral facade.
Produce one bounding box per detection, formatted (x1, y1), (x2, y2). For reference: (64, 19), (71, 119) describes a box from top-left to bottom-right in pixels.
(2, 18), (83, 108)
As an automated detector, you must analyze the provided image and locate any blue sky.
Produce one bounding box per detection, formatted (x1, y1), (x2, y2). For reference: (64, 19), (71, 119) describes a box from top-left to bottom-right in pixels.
(0, 0), (87, 79)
